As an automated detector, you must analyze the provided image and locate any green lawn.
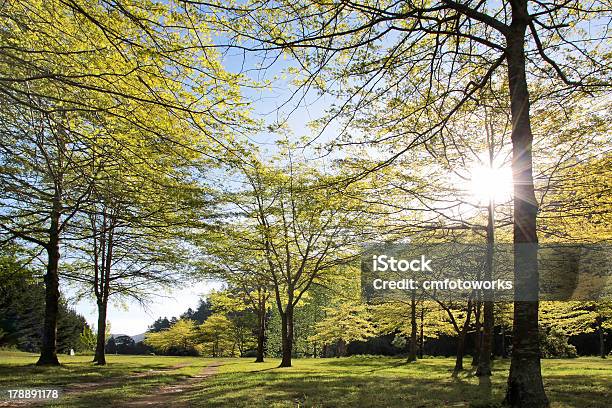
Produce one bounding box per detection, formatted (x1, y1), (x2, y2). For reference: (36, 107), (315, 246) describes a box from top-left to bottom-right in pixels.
(0, 351), (610, 407)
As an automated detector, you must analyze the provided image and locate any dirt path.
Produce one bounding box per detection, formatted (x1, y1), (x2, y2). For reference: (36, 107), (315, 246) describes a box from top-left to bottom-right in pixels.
(122, 361), (223, 407)
(0, 362), (214, 408)
(61, 362), (192, 393)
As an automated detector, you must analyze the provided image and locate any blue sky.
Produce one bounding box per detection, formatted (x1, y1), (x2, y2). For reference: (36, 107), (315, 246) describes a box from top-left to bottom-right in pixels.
(72, 281), (224, 336)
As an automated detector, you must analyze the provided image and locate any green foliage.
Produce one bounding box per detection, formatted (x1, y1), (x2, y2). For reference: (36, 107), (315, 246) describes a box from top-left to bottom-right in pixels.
(208, 291), (258, 356)
(541, 301), (612, 336)
(145, 319), (202, 356)
(78, 326), (97, 353)
(199, 314), (236, 357)
(539, 327), (578, 359)
(309, 302), (375, 346)
(371, 301), (455, 339)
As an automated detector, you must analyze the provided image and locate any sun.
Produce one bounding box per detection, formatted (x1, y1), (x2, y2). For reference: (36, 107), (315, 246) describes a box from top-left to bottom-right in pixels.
(469, 163), (513, 204)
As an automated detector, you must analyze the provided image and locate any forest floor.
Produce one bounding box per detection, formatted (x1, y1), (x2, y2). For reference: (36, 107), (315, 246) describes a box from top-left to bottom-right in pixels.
(0, 351), (610, 407)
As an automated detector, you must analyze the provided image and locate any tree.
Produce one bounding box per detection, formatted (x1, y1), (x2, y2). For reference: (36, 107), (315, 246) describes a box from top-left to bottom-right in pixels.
(191, 300), (215, 325)
(215, 153), (369, 367)
(199, 314), (236, 357)
(78, 326), (97, 353)
(0, 104), (95, 365)
(149, 318), (172, 333)
(0, 247), (88, 353)
(541, 301), (612, 359)
(208, 291), (259, 357)
(113, 335), (136, 355)
(309, 302), (375, 357)
(145, 319), (202, 356)
(63, 141), (201, 365)
(105, 337), (117, 355)
(198, 228), (273, 362)
(371, 300), (454, 359)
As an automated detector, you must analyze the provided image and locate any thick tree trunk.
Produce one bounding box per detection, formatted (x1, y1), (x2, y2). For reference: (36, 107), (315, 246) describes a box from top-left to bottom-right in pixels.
(478, 302), (494, 375)
(93, 300), (107, 365)
(504, 8), (549, 406)
(477, 199), (495, 377)
(255, 309), (266, 363)
(501, 325), (507, 358)
(407, 291), (418, 362)
(454, 298), (473, 373)
(279, 305), (293, 368)
(37, 239), (61, 366)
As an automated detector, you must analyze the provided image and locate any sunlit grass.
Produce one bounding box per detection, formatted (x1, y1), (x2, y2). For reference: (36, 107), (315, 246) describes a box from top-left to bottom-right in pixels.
(1, 351), (610, 407)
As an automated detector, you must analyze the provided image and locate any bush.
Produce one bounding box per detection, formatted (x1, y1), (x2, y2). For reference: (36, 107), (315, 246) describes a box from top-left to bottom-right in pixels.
(540, 327), (578, 358)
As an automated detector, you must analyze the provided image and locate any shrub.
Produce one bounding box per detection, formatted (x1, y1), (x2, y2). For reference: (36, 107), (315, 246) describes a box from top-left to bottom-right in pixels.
(540, 327), (578, 358)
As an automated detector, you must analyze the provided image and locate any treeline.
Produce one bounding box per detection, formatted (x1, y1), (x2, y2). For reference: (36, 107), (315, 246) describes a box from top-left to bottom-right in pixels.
(142, 296), (258, 357)
(139, 286), (609, 362)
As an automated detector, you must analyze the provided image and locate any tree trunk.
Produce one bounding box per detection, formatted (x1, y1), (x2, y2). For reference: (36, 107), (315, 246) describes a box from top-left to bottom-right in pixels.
(477, 198), (495, 377)
(419, 306), (424, 358)
(501, 325), (507, 358)
(37, 239), (61, 366)
(472, 299), (482, 366)
(93, 300), (107, 365)
(478, 301), (494, 375)
(598, 319), (606, 359)
(337, 339), (347, 357)
(504, 7), (549, 406)
(255, 309), (266, 363)
(454, 298), (473, 373)
(279, 305), (293, 367)
(407, 291), (418, 362)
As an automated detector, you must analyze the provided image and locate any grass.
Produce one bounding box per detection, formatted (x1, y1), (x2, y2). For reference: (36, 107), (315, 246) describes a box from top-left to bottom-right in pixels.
(0, 350), (218, 407)
(0, 351), (610, 407)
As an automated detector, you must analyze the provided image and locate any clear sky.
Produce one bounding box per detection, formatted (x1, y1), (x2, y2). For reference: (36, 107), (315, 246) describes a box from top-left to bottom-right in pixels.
(72, 280), (224, 336)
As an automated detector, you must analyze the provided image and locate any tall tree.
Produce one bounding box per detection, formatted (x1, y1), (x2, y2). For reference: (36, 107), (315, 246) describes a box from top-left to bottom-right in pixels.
(64, 131), (206, 365)
(211, 152), (369, 367)
(0, 106), (95, 365)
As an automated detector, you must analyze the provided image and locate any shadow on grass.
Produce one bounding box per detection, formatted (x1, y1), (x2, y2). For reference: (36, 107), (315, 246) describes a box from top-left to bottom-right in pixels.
(3, 358), (609, 408)
(176, 359), (610, 408)
(0, 361), (183, 387)
(169, 359), (507, 408)
(0, 359), (211, 408)
(180, 372), (501, 408)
